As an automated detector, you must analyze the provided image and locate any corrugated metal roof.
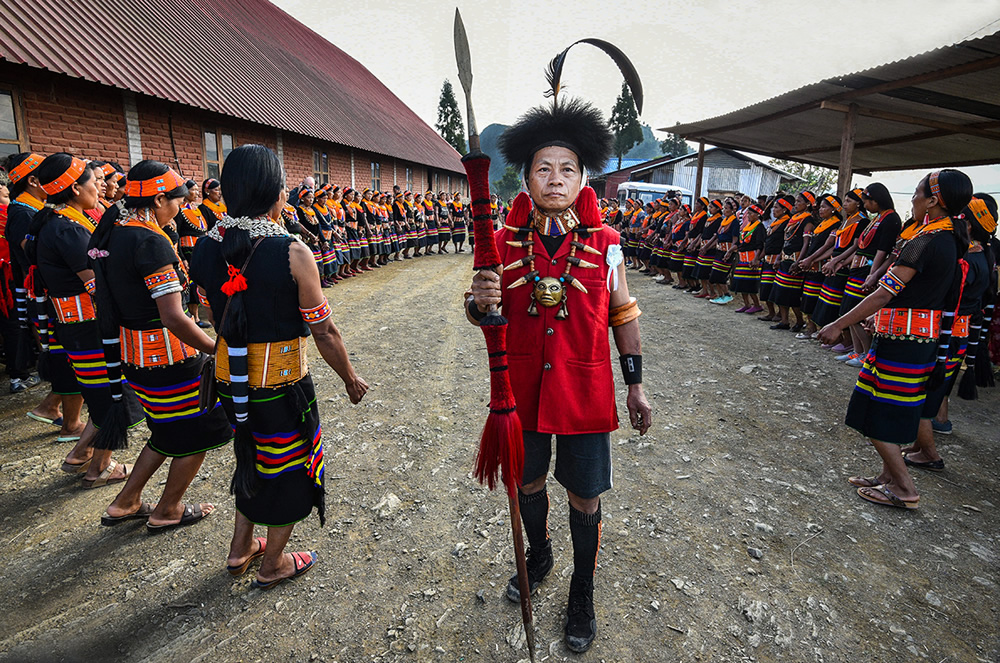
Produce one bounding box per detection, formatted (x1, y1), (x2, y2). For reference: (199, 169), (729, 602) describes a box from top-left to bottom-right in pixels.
(664, 30), (1000, 172)
(0, 0), (464, 174)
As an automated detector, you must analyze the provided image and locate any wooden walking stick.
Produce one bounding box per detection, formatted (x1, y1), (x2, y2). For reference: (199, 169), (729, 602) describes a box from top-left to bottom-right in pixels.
(454, 8), (535, 661)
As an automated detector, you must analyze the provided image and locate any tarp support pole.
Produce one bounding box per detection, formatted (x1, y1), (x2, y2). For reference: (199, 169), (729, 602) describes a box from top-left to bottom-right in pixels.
(695, 142), (705, 197)
(837, 104), (857, 199)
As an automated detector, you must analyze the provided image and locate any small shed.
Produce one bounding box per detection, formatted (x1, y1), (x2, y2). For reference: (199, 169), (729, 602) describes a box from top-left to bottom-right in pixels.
(630, 148), (801, 198)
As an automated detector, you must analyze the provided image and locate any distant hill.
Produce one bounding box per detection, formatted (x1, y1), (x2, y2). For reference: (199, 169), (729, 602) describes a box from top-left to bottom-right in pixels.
(480, 122), (511, 186)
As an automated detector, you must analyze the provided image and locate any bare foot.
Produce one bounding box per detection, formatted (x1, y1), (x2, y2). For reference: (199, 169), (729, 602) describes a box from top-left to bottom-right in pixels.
(105, 500), (158, 519)
(83, 460), (127, 483)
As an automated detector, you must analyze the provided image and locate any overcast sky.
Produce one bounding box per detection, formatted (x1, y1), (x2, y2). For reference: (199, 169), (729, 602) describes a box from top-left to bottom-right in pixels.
(273, 0), (1000, 195)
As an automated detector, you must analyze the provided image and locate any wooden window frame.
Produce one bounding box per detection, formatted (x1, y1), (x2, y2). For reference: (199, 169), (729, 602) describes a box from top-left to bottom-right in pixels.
(204, 129), (234, 181)
(0, 85), (29, 158)
(313, 149), (330, 185)
(405, 166), (413, 192)
(371, 161), (381, 191)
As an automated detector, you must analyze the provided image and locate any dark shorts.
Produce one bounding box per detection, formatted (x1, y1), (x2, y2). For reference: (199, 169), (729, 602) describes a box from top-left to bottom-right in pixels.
(522, 430), (612, 499)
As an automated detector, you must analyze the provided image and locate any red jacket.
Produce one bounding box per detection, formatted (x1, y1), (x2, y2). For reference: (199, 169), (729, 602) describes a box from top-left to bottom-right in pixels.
(497, 223), (620, 435)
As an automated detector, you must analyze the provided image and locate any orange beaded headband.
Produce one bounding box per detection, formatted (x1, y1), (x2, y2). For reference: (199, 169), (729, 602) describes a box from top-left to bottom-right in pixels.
(41, 157), (87, 195)
(823, 195), (842, 212)
(775, 198), (793, 212)
(929, 171), (946, 208)
(968, 197), (997, 234)
(123, 169), (185, 198)
(9, 153), (43, 184)
(800, 191), (816, 206)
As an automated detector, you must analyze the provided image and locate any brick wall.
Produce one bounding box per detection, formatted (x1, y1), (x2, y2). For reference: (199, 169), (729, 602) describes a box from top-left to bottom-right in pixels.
(1, 62), (130, 165)
(1, 62), (466, 195)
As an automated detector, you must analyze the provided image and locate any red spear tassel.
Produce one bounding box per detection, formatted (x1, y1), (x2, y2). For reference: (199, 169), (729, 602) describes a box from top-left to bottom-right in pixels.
(475, 314), (524, 499)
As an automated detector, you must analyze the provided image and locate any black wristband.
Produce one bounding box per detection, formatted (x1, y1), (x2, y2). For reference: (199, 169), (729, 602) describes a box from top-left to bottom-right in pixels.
(468, 297), (486, 322)
(619, 354), (642, 385)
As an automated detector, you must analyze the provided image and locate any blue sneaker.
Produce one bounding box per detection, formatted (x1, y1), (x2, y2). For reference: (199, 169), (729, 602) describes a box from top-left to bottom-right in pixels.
(845, 357), (863, 368)
(931, 419), (953, 435)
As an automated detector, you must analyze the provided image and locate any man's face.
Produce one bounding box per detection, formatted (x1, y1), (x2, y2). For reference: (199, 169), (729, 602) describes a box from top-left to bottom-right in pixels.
(526, 146), (582, 215)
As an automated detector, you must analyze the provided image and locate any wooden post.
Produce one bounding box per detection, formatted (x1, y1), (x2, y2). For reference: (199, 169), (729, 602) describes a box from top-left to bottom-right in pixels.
(837, 104), (858, 199)
(694, 141), (706, 197)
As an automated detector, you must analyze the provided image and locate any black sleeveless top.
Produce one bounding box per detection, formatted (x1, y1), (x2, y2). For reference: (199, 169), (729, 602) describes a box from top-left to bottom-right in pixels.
(189, 235), (309, 343)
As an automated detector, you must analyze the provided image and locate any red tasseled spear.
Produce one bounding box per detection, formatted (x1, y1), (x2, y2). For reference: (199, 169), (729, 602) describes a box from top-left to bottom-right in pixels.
(455, 9), (534, 661)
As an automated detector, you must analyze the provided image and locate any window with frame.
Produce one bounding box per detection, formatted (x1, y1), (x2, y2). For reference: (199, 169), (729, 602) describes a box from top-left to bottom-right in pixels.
(371, 161), (381, 191)
(204, 130), (234, 180)
(405, 167), (413, 192)
(0, 89), (27, 160)
(313, 150), (330, 185)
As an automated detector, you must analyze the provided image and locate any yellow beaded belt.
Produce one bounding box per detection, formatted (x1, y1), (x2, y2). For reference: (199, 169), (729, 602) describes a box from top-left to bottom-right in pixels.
(216, 336), (308, 388)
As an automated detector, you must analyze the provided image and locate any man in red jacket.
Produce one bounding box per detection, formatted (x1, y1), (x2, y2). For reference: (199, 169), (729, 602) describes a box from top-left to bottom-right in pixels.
(467, 99), (652, 653)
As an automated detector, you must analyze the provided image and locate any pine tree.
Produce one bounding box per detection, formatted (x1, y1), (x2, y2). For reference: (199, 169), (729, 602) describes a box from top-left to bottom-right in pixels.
(609, 82), (642, 170)
(658, 132), (692, 159)
(436, 80), (467, 156)
(492, 165), (522, 200)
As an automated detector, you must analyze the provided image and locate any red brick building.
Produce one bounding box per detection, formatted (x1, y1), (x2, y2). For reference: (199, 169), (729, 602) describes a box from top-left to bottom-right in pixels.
(0, 0), (466, 194)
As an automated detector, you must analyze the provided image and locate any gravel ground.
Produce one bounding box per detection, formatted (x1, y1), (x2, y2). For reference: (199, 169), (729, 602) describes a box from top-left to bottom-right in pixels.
(0, 251), (997, 663)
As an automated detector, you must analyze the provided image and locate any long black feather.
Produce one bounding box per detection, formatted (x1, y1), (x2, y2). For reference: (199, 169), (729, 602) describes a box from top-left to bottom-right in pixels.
(544, 38), (643, 115)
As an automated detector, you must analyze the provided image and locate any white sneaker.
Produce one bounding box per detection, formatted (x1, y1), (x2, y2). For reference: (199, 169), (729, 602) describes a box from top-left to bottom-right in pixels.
(654, 275), (665, 281)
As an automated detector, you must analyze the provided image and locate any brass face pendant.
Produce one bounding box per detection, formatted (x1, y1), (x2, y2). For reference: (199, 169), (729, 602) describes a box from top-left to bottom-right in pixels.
(529, 276), (569, 319)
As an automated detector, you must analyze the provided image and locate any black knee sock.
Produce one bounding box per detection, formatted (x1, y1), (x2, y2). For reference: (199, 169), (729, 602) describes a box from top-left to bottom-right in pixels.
(569, 502), (602, 580)
(518, 487), (550, 551)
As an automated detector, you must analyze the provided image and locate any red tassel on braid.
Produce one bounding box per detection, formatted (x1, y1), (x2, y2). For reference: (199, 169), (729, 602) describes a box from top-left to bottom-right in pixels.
(575, 186), (602, 228)
(220, 263), (248, 296)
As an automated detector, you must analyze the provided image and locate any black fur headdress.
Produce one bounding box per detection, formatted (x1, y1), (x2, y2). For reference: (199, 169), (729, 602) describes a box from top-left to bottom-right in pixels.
(498, 38), (642, 176)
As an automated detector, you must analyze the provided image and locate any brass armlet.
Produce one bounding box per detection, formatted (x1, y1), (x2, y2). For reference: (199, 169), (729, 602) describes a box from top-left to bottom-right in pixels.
(609, 297), (641, 327)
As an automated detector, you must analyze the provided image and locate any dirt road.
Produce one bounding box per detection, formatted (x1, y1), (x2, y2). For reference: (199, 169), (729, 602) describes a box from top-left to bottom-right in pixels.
(1, 251), (997, 663)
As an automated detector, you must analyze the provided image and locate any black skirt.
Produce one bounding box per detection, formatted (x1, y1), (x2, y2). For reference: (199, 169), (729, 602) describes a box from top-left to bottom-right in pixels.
(55, 319), (144, 429)
(124, 354), (232, 457)
(769, 260), (804, 307)
(811, 272), (849, 327)
(800, 271), (824, 316)
(845, 336), (937, 445)
(218, 374), (323, 527)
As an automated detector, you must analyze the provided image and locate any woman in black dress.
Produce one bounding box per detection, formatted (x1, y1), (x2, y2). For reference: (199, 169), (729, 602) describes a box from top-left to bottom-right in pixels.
(768, 192), (816, 331)
(191, 145), (368, 587)
(25, 153), (144, 486)
(819, 169), (973, 509)
(90, 161), (231, 528)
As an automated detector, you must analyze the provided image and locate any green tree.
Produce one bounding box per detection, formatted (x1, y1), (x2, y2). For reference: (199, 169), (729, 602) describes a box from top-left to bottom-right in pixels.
(492, 164), (521, 201)
(609, 82), (642, 170)
(768, 159), (837, 194)
(658, 132), (691, 159)
(436, 79), (467, 156)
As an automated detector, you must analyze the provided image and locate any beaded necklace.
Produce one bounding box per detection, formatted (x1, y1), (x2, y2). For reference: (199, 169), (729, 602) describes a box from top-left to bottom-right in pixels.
(502, 207), (601, 320)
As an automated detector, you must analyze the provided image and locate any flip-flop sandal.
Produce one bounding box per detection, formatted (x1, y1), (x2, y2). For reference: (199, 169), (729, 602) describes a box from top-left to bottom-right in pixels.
(227, 537), (268, 577)
(57, 434), (82, 443)
(903, 454), (945, 472)
(101, 502), (156, 526)
(251, 551), (317, 590)
(81, 460), (131, 489)
(847, 475), (883, 488)
(26, 412), (63, 427)
(857, 485), (919, 510)
(60, 458), (92, 474)
(146, 503), (213, 533)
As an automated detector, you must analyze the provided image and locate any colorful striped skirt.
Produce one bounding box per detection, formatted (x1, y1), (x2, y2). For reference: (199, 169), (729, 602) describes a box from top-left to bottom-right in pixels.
(730, 262), (761, 294)
(920, 338), (967, 418)
(666, 247), (685, 272)
(124, 354), (231, 457)
(693, 253), (715, 281)
(838, 267), (871, 317)
(218, 374), (324, 527)
(758, 260), (778, 301)
(811, 272), (848, 327)
(452, 225), (466, 242)
(681, 250), (698, 280)
(800, 271), (824, 316)
(709, 250), (733, 284)
(56, 319), (144, 428)
(769, 260), (804, 307)
(845, 336), (936, 445)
